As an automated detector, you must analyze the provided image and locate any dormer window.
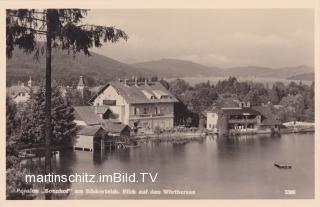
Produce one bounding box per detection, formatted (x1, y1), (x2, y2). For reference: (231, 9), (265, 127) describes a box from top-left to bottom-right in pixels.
(142, 90), (157, 100)
(152, 90), (170, 99)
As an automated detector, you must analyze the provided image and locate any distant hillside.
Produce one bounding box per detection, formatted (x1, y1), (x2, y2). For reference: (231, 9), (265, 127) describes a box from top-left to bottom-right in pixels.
(7, 48), (313, 86)
(131, 58), (223, 78)
(287, 72), (314, 81)
(6, 48), (154, 86)
(223, 65), (314, 78)
(132, 58), (313, 79)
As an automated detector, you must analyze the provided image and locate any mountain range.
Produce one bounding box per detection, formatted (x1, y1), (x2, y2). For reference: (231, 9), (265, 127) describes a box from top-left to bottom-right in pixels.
(132, 58), (314, 80)
(6, 48), (314, 86)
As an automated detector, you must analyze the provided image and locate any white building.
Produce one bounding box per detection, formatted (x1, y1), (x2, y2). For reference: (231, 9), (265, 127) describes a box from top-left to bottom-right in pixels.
(6, 77), (38, 103)
(89, 80), (178, 134)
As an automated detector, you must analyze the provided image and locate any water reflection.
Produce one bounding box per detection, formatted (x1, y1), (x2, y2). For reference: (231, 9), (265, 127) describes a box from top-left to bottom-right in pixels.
(24, 133), (314, 199)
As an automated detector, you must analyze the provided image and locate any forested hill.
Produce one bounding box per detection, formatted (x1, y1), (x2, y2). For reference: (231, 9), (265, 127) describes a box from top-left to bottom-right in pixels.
(287, 72), (315, 81)
(7, 47), (313, 86)
(6, 48), (154, 86)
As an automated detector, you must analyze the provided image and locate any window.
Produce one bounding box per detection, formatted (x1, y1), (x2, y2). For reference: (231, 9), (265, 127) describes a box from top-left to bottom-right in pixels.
(143, 108), (148, 114)
(103, 100), (116, 105)
(134, 107), (140, 115)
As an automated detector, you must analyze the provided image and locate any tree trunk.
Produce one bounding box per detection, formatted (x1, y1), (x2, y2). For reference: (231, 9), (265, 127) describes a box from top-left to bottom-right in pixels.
(44, 9), (53, 200)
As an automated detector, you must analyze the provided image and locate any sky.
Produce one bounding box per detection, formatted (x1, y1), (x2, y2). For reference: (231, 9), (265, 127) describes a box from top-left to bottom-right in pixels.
(84, 9), (314, 68)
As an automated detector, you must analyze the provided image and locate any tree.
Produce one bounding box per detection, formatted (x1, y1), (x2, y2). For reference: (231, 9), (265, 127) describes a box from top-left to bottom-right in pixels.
(6, 96), (35, 199)
(6, 96), (20, 168)
(6, 9), (128, 199)
(20, 85), (78, 146)
(278, 94), (305, 122)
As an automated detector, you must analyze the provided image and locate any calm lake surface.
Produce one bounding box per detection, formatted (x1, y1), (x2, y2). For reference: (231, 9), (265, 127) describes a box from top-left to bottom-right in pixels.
(47, 133), (314, 199)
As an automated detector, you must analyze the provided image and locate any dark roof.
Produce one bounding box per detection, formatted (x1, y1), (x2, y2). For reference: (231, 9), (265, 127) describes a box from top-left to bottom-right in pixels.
(78, 125), (103, 136)
(89, 81), (178, 104)
(102, 121), (130, 133)
(220, 108), (261, 116)
(73, 106), (101, 125)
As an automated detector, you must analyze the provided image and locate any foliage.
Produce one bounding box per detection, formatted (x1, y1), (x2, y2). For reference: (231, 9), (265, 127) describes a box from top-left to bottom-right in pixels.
(6, 96), (35, 199)
(6, 165), (35, 200)
(167, 77), (314, 125)
(20, 86), (78, 146)
(65, 87), (92, 106)
(6, 9), (128, 58)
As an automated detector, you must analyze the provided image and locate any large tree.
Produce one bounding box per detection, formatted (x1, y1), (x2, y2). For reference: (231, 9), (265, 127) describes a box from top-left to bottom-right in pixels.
(20, 85), (78, 146)
(6, 9), (127, 199)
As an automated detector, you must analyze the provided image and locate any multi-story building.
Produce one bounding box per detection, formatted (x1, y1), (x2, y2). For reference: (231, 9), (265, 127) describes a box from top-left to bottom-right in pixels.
(206, 100), (282, 135)
(89, 79), (178, 134)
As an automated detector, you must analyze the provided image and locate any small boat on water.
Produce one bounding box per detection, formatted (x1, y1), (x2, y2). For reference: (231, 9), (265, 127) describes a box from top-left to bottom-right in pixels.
(274, 162), (292, 169)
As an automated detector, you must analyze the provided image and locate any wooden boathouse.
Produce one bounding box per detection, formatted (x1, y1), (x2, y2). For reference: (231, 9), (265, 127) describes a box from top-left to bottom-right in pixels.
(73, 105), (131, 152)
(75, 123), (131, 152)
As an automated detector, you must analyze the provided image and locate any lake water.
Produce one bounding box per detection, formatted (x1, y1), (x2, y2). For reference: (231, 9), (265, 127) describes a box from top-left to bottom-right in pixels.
(33, 133), (314, 199)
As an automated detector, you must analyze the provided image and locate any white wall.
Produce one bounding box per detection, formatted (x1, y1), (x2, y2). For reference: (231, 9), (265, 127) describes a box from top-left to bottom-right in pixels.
(75, 135), (93, 150)
(92, 85), (129, 124)
(93, 85), (126, 107)
(207, 112), (218, 130)
(14, 93), (30, 103)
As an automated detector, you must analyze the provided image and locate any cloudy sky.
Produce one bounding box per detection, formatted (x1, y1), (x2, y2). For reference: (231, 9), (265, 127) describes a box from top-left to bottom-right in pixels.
(84, 9), (314, 68)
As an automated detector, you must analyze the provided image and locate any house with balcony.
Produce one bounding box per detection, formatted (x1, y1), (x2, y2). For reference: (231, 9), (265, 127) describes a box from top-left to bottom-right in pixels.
(206, 99), (281, 135)
(89, 79), (178, 134)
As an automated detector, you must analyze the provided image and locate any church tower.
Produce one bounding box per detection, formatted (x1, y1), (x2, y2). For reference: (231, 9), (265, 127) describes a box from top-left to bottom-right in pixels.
(77, 75), (86, 97)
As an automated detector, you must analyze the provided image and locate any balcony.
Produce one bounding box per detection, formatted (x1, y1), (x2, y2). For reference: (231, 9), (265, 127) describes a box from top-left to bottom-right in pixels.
(129, 113), (173, 119)
(228, 118), (259, 124)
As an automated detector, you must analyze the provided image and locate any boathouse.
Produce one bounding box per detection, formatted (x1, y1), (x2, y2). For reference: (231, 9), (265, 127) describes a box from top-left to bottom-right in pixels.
(76, 126), (107, 151)
(75, 122), (131, 152)
(73, 105), (131, 151)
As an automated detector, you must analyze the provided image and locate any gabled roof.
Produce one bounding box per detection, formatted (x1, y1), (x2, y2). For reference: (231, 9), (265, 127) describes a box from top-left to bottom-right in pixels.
(253, 106), (282, 125)
(89, 81), (178, 104)
(7, 86), (30, 98)
(78, 125), (104, 136)
(73, 106), (101, 125)
(102, 120), (130, 134)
